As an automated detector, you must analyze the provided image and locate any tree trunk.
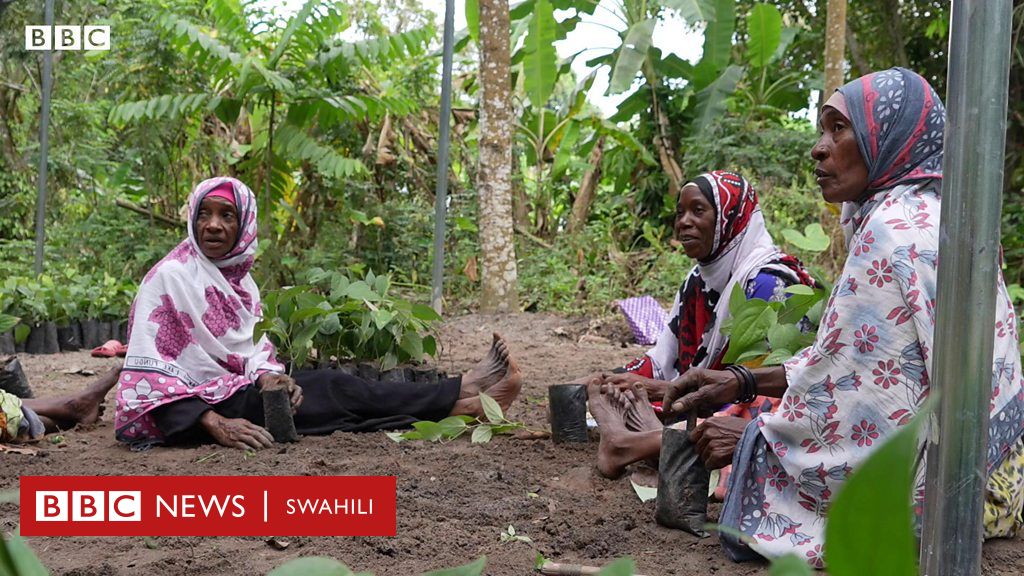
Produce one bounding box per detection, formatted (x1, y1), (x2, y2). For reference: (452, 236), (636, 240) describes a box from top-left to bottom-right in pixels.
(824, 0), (848, 96)
(568, 136), (605, 234)
(476, 0), (518, 313)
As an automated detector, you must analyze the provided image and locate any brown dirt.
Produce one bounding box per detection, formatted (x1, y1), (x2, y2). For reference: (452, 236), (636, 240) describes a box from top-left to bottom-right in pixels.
(2, 312), (1022, 575)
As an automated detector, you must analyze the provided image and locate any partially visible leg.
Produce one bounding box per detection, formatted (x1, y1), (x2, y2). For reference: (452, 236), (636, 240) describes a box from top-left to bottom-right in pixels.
(23, 365), (121, 432)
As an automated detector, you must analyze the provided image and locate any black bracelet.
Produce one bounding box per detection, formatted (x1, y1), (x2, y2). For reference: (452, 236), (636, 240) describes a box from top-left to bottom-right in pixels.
(726, 365), (758, 404)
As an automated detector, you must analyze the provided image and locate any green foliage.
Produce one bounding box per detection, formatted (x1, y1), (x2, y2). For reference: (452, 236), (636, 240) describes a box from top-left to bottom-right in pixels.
(499, 524), (533, 543)
(0, 528), (49, 576)
(385, 393), (527, 444)
(0, 272), (135, 325)
(255, 268), (440, 371)
(781, 223), (831, 253)
(823, 400), (934, 575)
(523, 0), (558, 106)
(720, 280), (826, 366)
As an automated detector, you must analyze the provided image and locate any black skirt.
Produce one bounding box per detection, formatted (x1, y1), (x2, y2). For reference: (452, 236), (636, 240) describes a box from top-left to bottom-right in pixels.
(150, 369), (461, 445)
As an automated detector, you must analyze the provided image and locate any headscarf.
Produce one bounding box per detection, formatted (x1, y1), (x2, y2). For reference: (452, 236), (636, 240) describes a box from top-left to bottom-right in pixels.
(115, 177), (285, 445)
(626, 171), (816, 380)
(720, 70), (1024, 567)
(833, 67), (946, 244)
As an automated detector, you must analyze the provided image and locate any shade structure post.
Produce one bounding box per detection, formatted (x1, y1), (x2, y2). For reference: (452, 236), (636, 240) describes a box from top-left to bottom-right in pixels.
(430, 0), (456, 314)
(920, 1), (1014, 575)
(33, 0), (55, 277)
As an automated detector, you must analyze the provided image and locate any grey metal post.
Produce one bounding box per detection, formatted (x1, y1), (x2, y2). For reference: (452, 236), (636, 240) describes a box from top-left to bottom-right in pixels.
(920, 1), (1013, 575)
(430, 0), (455, 314)
(33, 0), (54, 277)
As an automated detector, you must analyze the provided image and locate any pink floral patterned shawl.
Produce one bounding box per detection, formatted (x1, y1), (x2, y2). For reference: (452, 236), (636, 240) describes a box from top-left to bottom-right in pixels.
(115, 177), (285, 444)
(719, 68), (1024, 567)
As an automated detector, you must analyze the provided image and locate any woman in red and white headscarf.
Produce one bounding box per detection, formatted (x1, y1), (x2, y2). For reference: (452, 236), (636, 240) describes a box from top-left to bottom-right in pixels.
(589, 170), (817, 479)
(115, 177), (522, 449)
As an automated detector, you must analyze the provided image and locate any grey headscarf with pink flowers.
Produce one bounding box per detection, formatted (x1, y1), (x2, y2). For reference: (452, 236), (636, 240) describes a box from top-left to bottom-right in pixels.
(115, 177), (285, 445)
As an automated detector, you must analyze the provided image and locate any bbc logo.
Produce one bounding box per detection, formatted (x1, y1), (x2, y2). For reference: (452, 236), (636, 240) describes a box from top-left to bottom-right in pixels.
(36, 491), (141, 522)
(25, 26), (110, 51)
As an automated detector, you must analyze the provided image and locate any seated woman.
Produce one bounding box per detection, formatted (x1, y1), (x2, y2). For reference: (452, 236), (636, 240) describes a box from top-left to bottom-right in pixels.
(114, 177), (521, 449)
(590, 170), (816, 478)
(663, 68), (1024, 567)
(2, 366), (121, 442)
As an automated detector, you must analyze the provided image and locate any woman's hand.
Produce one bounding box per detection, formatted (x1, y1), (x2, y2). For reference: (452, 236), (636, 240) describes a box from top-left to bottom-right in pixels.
(200, 411), (274, 450)
(601, 372), (669, 401)
(257, 373), (303, 414)
(691, 416), (748, 469)
(663, 368), (740, 417)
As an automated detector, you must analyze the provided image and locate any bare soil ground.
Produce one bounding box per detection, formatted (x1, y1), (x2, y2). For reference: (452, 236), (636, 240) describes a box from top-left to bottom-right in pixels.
(2, 312), (1022, 575)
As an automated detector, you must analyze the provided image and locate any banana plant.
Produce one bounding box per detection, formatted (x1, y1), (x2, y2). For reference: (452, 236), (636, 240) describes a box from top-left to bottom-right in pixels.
(108, 0), (430, 257)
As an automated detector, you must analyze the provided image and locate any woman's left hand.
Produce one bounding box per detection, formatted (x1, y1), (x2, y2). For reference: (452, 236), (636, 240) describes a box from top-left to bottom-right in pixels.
(257, 373), (303, 413)
(691, 416), (748, 470)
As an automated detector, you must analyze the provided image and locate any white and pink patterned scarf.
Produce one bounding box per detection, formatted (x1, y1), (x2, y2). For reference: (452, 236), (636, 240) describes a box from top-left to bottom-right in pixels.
(115, 177), (284, 444)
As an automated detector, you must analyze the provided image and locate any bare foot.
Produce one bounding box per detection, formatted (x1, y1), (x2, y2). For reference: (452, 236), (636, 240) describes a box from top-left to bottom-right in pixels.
(479, 352), (522, 413)
(450, 342), (522, 418)
(622, 384), (663, 433)
(460, 333), (511, 399)
(26, 365), (122, 429)
(67, 365), (122, 426)
(589, 385), (634, 475)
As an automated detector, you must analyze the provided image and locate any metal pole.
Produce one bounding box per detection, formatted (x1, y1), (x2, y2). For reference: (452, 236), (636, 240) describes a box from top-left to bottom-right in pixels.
(430, 0), (455, 314)
(920, 1), (1013, 575)
(33, 0), (54, 277)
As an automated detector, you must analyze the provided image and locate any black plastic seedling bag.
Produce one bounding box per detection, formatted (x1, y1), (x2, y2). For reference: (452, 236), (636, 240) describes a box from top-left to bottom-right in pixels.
(261, 384), (299, 443)
(0, 356), (33, 399)
(548, 383), (588, 443)
(655, 419), (710, 537)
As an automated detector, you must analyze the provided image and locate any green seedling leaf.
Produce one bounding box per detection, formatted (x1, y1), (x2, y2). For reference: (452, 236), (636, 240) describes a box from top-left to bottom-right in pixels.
(0, 314), (19, 333)
(596, 557), (636, 576)
(782, 223), (831, 253)
(768, 553), (814, 576)
(479, 393), (503, 424)
(386, 430), (421, 443)
(437, 416), (469, 439)
(767, 323), (810, 353)
(411, 420), (445, 442)
(411, 303), (442, 322)
(422, 555), (486, 576)
(734, 345), (769, 365)
(471, 425), (493, 444)
(762, 348), (795, 366)
(722, 298), (777, 364)
(1, 529), (49, 576)
(824, 399), (933, 576)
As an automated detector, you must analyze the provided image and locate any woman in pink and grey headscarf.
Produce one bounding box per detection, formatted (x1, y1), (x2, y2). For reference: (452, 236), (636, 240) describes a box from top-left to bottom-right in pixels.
(115, 177), (521, 450)
(663, 68), (1024, 567)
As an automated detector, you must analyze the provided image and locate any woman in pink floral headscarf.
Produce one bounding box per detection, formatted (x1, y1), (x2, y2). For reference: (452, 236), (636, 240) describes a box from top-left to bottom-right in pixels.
(116, 177), (521, 449)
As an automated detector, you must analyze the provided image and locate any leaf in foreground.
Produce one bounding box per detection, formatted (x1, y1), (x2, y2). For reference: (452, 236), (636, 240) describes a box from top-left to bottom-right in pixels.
(824, 401), (928, 576)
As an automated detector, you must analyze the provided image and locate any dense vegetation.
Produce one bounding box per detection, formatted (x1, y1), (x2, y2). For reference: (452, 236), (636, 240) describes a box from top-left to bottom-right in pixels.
(0, 0), (1022, 322)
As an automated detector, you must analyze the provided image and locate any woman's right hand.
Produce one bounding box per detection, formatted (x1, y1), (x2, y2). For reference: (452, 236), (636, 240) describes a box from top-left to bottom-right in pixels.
(601, 372), (669, 401)
(200, 411), (274, 450)
(663, 368), (740, 417)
